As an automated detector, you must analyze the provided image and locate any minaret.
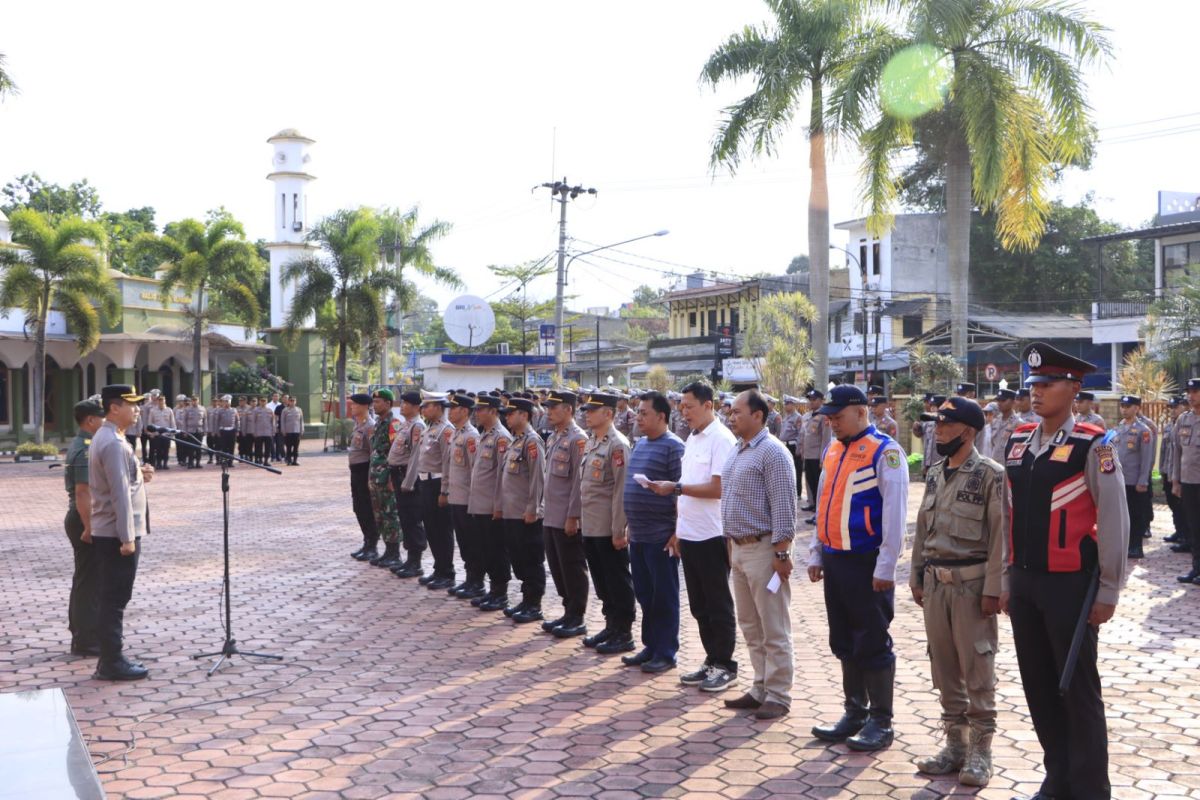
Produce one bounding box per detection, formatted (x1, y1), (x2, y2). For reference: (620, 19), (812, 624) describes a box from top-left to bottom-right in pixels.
(266, 129), (318, 328)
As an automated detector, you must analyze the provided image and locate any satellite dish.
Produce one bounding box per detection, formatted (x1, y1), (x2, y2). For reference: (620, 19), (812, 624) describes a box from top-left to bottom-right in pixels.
(443, 295), (496, 348)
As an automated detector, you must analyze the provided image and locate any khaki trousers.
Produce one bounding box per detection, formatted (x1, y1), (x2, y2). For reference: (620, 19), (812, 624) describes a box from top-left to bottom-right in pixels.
(922, 570), (998, 733)
(730, 537), (794, 706)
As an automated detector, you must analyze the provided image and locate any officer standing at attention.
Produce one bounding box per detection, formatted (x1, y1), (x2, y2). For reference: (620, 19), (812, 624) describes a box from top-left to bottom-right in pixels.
(498, 397), (547, 623)
(781, 395), (803, 496)
(1116, 395), (1154, 560)
(64, 398), (104, 657)
(205, 396), (220, 464)
(1001, 342), (1128, 800)
(367, 389), (404, 569)
(910, 398), (1005, 787)
(253, 396), (276, 466)
(280, 395), (305, 466)
(146, 394), (175, 469)
(443, 393), (483, 599)
(388, 392), (428, 578)
(1171, 378), (1200, 584)
(403, 392), (455, 589)
(468, 394), (513, 610)
(137, 390), (157, 461)
(912, 394), (938, 475)
(870, 396), (900, 439)
(989, 389), (1020, 462)
(347, 393), (380, 562)
(799, 389), (832, 524)
(125, 391), (143, 450)
(540, 390), (591, 638)
(615, 395), (635, 439)
(628, 393), (644, 444)
(90, 385), (154, 681)
(1015, 388), (1041, 425)
(956, 382), (977, 399)
(1074, 391), (1106, 429)
(1162, 397), (1188, 549)
(808, 385), (908, 751)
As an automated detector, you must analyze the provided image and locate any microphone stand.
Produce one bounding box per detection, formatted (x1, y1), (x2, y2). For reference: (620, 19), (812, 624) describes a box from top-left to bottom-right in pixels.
(158, 431), (285, 676)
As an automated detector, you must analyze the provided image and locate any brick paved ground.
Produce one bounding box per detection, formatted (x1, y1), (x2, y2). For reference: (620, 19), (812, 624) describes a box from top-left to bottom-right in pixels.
(2, 442), (1198, 800)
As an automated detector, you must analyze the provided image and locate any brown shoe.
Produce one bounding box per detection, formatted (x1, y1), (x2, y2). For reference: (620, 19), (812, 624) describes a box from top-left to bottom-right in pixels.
(723, 692), (762, 710)
(754, 701), (789, 720)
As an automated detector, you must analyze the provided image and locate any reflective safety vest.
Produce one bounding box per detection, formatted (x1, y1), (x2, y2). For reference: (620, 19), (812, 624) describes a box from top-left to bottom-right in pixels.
(817, 426), (892, 554)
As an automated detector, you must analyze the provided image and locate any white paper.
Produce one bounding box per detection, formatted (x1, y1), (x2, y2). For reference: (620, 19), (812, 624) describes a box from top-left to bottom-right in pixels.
(633, 473), (651, 488)
(767, 572), (782, 594)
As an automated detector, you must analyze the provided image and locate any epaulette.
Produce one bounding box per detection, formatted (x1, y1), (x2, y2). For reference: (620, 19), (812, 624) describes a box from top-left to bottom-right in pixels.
(1014, 423), (1038, 433)
(1074, 422), (1105, 437)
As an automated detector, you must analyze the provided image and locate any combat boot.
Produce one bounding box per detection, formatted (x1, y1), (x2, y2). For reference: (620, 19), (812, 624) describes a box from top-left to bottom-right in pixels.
(915, 722), (968, 774)
(371, 541), (400, 567)
(812, 661), (868, 742)
(959, 729), (993, 787)
(845, 663), (895, 751)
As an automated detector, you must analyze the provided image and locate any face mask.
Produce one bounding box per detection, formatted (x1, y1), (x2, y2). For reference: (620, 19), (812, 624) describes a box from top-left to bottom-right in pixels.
(935, 434), (966, 458)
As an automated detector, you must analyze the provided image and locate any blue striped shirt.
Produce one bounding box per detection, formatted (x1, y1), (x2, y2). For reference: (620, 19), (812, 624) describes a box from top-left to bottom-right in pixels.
(623, 431), (684, 543)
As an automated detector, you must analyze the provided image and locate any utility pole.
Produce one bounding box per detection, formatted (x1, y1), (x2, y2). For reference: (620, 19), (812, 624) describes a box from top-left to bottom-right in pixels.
(539, 178), (597, 384)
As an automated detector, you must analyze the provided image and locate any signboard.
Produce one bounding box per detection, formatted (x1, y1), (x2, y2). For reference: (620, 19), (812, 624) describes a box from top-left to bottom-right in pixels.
(721, 357), (759, 383)
(984, 363), (998, 381)
(716, 336), (735, 357)
(1158, 190), (1200, 224)
(539, 324), (556, 340)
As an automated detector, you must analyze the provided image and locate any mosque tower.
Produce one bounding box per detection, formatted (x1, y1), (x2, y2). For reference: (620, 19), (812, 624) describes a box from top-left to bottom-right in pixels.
(265, 129), (318, 328)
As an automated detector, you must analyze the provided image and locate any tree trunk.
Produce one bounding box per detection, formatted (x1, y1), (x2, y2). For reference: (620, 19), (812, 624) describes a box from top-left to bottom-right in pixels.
(808, 77), (830, 392)
(336, 344), (347, 419)
(192, 285), (205, 403)
(945, 123), (972, 366)
(32, 288), (48, 444)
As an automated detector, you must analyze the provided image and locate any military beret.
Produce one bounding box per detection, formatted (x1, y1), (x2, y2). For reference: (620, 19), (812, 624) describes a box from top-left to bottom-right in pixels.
(74, 399), (104, 418)
(372, 388), (394, 403)
(348, 392), (372, 406)
(399, 391), (421, 405)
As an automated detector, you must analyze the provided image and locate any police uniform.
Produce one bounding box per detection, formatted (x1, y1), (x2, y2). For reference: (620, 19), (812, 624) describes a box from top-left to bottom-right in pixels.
(615, 404), (635, 439)
(468, 395), (513, 608)
(280, 403), (304, 465)
(205, 401), (221, 463)
(910, 399), (1006, 787)
(402, 393), (455, 587)
(347, 397), (379, 561)
(1004, 343), (1128, 800)
(137, 393), (156, 461)
(1161, 397), (1187, 547)
(236, 400), (253, 460)
(765, 401), (782, 439)
(1171, 380), (1200, 584)
(388, 396), (427, 576)
(990, 412), (1022, 465)
(538, 391), (591, 636)
(250, 402), (275, 465)
(780, 398), (803, 497)
(870, 401), (900, 440)
(669, 393), (691, 441)
(444, 394), (482, 596)
(498, 397), (547, 621)
(216, 398), (238, 466)
(146, 401), (175, 468)
(578, 392), (637, 653)
(798, 391), (832, 511)
(125, 396), (144, 451)
(1115, 397), (1154, 559)
(178, 399), (204, 468)
(1015, 389), (1042, 425)
(65, 401), (102, 656)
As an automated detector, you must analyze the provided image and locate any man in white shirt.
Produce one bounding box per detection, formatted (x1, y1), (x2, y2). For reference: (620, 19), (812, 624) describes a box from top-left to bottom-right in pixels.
(649, 380), (738, 693)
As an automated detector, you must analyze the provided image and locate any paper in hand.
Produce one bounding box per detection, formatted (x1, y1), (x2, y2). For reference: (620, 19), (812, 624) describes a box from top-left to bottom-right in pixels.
(767, 572), (782, 594)
(633, 473), (652, 489)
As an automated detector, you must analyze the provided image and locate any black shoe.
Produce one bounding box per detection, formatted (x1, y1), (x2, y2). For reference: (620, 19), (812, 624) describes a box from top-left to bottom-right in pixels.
(471, 591), (495, 608)
(1178, 570), (1200, 583)
(512, 606), (544, 624)
(418, 573), (437, 585)
(504, 601), (528, 619)
(596, 635), (636, 655)
(1171, 544), (1193, 553)
(801, 504), (816, 512)
(1164, 533), (1182, 543)
(427, 577), (454, 591)
(541, 615), (566, 633)
(70, 639), (100, 657)
(1193, 576), (1200, 586)
(373, 543), (401, 568)
(353, 545), (378, 562)
(621, 648), (652, 667)
(680, 666), (710, 685)
(479, 594), (509, 612)
(551, 617), (587, 638)
(804, 516), (816, 525)
(640, 656), (676, 674)
(582, 628), (612, 649)
(394, 563), (423, 579)
(448, 581), (470, 596)
(456, 584), (487, 600)
(845, 717), (894, 751)
(94, 658), (149, 682)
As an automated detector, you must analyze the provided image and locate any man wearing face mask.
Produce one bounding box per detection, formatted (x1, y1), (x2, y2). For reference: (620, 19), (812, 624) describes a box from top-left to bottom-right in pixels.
(910, 398), (1006, 787)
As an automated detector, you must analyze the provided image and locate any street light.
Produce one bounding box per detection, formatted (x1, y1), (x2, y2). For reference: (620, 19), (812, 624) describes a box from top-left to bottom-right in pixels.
(831, 244), (870, 389)
(553, 230), (669, 382)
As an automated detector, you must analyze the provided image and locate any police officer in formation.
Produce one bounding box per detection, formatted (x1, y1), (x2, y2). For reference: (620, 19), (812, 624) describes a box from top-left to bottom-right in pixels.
(1074, 391), (1106, 429)
(668, 391), (691, 441)
(541, 390), (590, 637)
(869, 395), (899, 439)
(347, 393), (380, 562)
(468, 394), (512, 609)
(498, 396), (547, 622)
(1172, 378), (1200, 585)
(388, 391), (428, 577)
(443, 393), (482, 597)
(911, 393), (940, 474)
(989, 388), (1020, 461)
(403, 392), (455, 587)
(1115, 395), (1155, 560)
(1163, 396), (1188, 551)
(797, 388), (831, 522)
(780, 395), (803, 495)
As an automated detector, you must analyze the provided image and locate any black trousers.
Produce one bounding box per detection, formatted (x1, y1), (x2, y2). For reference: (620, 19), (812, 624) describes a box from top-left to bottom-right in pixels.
(504, 518), (546, 605)
(789, 449), (803, 496)
(93, 536), (140, 663)
(218, 430), (236, 465)
(582, 535), (635, 630)
(544, 526), (589, 617)
(451, 504), (483, 584)
(679, 536), (737, 672)
(64, 510), (98, 645)
(1163, 476), (1185, 537)
(390, 468), (426, 559)
(822, 549), (895, 670)
(140, 433), (151, 461)
(349, 463), (378, 546)
(803, 459), (822, 508)
(1125, 485), (1151, 554)
(284, 433), (300, 464)
(238, 433), (252, 459)
(206, 433), (217, 461)
(149, 436), (169, 467)
(1182, 483), (1200, 573)
(473, 513), (510, 590)
(254, 436), (271, 464)
(1008, 568), (1110, 799)
(419, 478), (455, 579)
(182, 433), (202, 466)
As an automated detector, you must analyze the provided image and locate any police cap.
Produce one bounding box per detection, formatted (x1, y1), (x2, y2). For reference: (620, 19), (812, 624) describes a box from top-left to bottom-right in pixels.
(1022, 342), (1096, 384)
(921, 397), (986, 431)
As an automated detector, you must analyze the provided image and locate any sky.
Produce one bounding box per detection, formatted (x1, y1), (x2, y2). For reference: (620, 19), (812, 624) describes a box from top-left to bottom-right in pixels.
(2, 0), (1198, 317)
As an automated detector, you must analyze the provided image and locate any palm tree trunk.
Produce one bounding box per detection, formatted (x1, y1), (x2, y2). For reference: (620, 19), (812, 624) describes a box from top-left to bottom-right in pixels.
(336, 344), (348, 419)
(192, 287), (204, 402)
(808, 78), (830, 391)
(32, 293), (48, 445)
(945, 123), (971, 366)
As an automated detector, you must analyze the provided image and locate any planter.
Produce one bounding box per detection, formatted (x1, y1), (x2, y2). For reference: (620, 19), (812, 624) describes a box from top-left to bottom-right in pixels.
(14, 454), (61, 463)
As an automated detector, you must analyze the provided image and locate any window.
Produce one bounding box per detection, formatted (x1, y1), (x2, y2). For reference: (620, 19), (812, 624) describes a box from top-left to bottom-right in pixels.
(902, 314), (923, 338)
(688, 311), (697, 329)
(281, 194), (286, 229)
(1165, 244), (1189, 268)
(707, 309), (718, 334)
(832, 314), (842, 342)
(730, 308), (740, 332)
(859, 241), (868, 277)
(0, 368), (8, 425)
(853, 312), (864, 335)
(872, 242), (881, 276)
(1190, 242), (1200, 264)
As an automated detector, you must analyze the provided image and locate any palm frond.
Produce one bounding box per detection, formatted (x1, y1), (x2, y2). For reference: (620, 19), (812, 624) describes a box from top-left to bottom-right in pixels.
(992, 94), (1053, 251)
(954, 49), (1017, 208)
(58, 290), (101, 353)
(859, 114), (913, 236)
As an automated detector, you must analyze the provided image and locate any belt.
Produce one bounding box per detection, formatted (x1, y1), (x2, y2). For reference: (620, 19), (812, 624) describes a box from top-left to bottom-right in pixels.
(730, 533), (768, 546)
(926, 561), (988, 584)
(419, 472), (442, 480)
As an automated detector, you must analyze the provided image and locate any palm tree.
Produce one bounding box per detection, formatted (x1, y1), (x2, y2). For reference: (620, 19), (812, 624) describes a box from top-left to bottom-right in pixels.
(836, 0), (1109, 363)
(702, 0), (881, 390)
(131, 215), (265, 402)
(0, 53), (18, 100)
(0, 209), (118, 443)
(283, 208), (404, 415)
(376, 206), (458, 382)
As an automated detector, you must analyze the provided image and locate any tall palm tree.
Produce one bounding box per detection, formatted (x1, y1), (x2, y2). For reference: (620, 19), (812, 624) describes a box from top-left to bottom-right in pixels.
(702, 0), (881, 390)
(132, 216), (265, 402)
(284, 208), (404, 415)
(836, 0), (1109, 363)
(376, 206), (458, 382)
(0, 209), (118, 443)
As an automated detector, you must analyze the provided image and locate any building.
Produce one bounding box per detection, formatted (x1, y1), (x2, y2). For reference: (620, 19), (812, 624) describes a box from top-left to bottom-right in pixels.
(417, 352), (556, 392)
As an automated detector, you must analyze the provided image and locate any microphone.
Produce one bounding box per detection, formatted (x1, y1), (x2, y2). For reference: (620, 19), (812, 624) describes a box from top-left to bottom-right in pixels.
(145, 424), (182, 435)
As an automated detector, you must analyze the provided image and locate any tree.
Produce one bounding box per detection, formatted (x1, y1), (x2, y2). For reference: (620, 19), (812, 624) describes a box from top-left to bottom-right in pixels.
(908, 343), (963, 396)
(837, 0), (1109, 363)
(0, 53), (17, 100)
(704, 0), (882, 392)
(131, 215), (265, 402)
(743, 291), (817, 395)
(1, 173), (103, 222)
(102, 206), (158, 275)
(489, 261), (557, 383)
(282, 208), (401, 415)
(645, 364), (672, 393)
(1146, 277), (1200, 377)
(0, 209), (119, 442)
(787, 254), (810, 274)
(1114, 347), (1177, 402)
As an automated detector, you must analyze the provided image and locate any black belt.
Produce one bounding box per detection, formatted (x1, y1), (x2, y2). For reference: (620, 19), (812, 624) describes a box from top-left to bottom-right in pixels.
(924, 557), (986, 567)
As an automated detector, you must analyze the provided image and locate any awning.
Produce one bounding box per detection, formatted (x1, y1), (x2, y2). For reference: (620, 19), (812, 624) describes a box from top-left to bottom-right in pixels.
(631, 358), (715, 376)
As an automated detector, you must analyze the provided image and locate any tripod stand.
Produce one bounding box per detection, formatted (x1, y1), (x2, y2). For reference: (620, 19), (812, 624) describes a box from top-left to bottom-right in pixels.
(165, 432), (285, 676)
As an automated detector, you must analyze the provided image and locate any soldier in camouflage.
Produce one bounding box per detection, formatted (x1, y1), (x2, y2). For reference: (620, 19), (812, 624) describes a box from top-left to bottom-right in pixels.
(368, 389), (404, 569)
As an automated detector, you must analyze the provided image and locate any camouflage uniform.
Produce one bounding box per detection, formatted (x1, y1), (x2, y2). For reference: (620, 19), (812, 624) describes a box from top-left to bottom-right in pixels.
(369, 414), (402, 545)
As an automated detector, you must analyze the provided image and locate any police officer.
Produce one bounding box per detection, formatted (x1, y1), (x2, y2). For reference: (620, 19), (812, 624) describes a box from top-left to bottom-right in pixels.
(1001, 342), (1128, 800)
(1014, 388), (1041, 425)
(1171, 378), (1200, 584)
(1074, 391), (1106, 429)
(536, 390), (588, 637)
(781, 395), (803, 495)
(216, 394), (238, 466)
(347, 393), (380, 562)
(956, 382), (977, 399)
(126, 391), (144, 450)
(990, 389), (1020, 462)
(765, 395), (783, 438)
(870, 396), (899, 439)
(468, 394), (513, 609)
(798, 389), (832, 521)
(443, 393), (483, 598)
(912, 393), (939, 475)
(403, 391), (455, 588)
(65, 398), (104, 657)
(578, 391), (637, 654)
(280, 396), (305, 465)
(366, 389), (404, 569)
(146, 394), (175, 468)
(911, 398), (1005, 787)
(388, 391), (428, 577)
(178, 395), (204, 468)
(1115, 396), (1154, 560)
(1163, 397), (1188, 548)
(615, 395), (635, 439)
(137, 389), (158, 461)
(205, 396), (220, 464)
(253, 396), (276, 465)
(498, 397), (547, 623)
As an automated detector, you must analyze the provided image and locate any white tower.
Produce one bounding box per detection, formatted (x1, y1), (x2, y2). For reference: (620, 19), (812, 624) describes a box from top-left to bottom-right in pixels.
(266, 129), (318, 328)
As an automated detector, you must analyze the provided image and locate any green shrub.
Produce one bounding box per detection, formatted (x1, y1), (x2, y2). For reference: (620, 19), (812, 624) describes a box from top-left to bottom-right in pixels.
(16, 442), (59, 457)
(907, 452), (923, 467)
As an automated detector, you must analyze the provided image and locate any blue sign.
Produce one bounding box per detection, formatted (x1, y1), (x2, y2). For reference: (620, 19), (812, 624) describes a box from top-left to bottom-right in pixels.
(539, 324), (556, 340)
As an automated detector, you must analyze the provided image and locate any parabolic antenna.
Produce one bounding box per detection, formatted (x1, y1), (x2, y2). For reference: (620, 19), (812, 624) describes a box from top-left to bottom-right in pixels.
(443, 295), (496, 348)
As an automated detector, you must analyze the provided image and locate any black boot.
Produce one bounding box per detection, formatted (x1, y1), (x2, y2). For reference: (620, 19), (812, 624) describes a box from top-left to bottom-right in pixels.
(596, 626), (636, 655)
(373, 541), (401, 568)
(812, 661), (869, 742)
(1128, 538), (1144, 559)
(846, 663), (895, 751)
(354, 534), (379, 562)
(350, 536), (371, 560)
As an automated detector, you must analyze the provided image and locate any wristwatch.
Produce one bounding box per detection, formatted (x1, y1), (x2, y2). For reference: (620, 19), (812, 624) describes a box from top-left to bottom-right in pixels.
(774, 550), (791, 561)
(673, 483), (683, 497)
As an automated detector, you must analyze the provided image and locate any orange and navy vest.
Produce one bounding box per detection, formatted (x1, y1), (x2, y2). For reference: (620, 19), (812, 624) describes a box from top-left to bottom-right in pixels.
(1005, 422), (1104, 573)
(817, 425), (893, 554)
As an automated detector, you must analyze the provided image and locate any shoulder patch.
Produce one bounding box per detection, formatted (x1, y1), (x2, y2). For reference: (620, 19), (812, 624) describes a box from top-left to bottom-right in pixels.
(577, 437), (586, 454)
(1142, 430), (1151, 444)
(526, 441), (539, 460)
(497, 437), (509, 453)
(612, 447), (625, 468)
(468, 438), (477, 454)
(1095, 444), (1116, 474)
(884, 449), (902, 469)
(443, 427), (453, 442)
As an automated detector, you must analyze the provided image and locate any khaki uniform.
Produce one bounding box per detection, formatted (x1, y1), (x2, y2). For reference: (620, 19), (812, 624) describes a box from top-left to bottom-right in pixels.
(1171, 409), (1200, 484)
(443, 422), (480, 506)
(766, 409), (782, 438)
(912, 448), (1006, 735)
(499, 430), (545, 520)
(401, 419), (452, 491)
(914, 419), (938, 472)
(544, 422), (590, 618)
(798, 411), (831, 461)
(579, 428), (630, 538)
(669, 408), (691, 441)
(780, 411), (802, 448)
(872, 412), (899, 440)
(469, 423), (511, 516)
